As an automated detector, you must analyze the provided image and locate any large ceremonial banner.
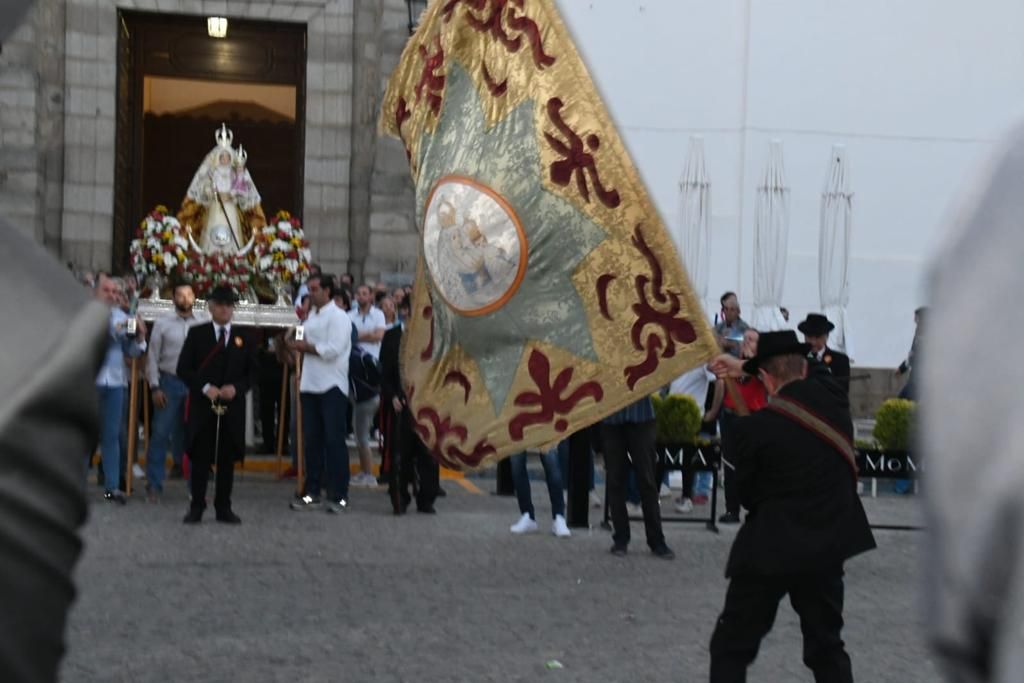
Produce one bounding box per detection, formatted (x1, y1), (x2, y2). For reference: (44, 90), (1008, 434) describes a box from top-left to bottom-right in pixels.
(380, 0), (718, 469)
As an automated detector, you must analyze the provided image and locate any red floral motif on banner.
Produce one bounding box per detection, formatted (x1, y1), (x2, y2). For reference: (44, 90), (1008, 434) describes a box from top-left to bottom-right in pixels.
(443, 370), (472, 403)
(420, 304), (434, 361)
(623, 224), (698, 389)
(509, 349), (604, 440)
(415, 35), (446, 116)
(395, 97), (412, 161)
(597, 273), (616, 320)
(442, 0), (555, 69)
(414, 406), (496, 469)
(544, 98), (621, 209)
(482, 63), (508, 97)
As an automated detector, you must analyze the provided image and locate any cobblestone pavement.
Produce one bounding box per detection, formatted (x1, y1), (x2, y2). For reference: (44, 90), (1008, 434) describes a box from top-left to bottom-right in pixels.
(62, 475), (937, 682)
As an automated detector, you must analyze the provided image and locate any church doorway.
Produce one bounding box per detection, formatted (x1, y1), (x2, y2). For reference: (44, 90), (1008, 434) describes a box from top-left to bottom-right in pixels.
(113, 11), (306, 269)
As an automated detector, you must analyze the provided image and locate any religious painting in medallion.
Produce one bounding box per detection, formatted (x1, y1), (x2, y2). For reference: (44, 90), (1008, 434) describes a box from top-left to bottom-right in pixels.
(423, 176), (527, 317)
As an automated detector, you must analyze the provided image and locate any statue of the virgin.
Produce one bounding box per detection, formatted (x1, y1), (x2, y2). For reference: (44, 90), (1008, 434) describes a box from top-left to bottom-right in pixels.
(177, 124), (266, 255)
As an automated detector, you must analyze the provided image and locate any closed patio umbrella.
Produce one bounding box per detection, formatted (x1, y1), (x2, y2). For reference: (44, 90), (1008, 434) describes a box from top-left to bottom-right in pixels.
(819, 144), (853, 355)
(750, 139), (790, 332)
(677, 136), (711, 306)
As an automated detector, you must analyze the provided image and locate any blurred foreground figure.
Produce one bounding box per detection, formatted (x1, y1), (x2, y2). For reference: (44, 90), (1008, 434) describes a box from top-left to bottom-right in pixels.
(0, 11), (107, 679)
(0, 228), (108, 681)
(923, 125), (1024, 683)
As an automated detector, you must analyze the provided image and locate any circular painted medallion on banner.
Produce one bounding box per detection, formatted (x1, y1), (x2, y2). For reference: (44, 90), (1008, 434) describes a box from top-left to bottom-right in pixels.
(423, 176), (528, 317)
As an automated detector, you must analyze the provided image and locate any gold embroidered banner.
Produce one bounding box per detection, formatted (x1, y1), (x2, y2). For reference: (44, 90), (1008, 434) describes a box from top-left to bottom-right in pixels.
(379, 0), (718, 469)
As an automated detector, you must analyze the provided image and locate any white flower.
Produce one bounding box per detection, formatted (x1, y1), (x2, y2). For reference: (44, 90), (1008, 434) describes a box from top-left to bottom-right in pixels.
(277, 221), (290, 231)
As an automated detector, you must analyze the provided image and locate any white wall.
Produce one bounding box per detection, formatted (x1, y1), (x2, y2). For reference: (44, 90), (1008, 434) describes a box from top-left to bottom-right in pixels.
(559, 0), (1024, 366)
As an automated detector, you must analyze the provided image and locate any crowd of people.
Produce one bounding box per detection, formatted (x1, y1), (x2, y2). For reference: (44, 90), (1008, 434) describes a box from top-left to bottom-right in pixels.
(77, 265), (921, 680)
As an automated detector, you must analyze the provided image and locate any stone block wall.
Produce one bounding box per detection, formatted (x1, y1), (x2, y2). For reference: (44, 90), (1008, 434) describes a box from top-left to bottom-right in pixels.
(0, 0), (418, 280)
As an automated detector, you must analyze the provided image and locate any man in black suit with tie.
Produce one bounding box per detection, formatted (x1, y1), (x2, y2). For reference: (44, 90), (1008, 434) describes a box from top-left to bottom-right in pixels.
(707, 331), (875, 682)
(798, 313), (851, 393)
(380, 295), (439, 514)
(177, 285), (256, 524)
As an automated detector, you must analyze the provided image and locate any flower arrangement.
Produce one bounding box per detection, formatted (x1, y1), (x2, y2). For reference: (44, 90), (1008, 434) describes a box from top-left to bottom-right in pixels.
(184, 251), (254, 298)
(129, 205), (192, 280)
(255, 210), (312, 288)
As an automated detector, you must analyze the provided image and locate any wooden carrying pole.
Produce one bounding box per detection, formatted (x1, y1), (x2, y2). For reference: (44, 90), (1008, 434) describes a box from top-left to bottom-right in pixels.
(143, 380), (151, 457)
(275, 367), (289, 474)
(125, 357), (141, 496)
(294, 353), (304, 496)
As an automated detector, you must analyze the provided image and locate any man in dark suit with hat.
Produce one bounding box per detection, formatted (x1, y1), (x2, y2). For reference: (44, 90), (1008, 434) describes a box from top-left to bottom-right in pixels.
(176, 285), (256, 524)
(798, 313), (851, 393)
(707, 331), (875, 683)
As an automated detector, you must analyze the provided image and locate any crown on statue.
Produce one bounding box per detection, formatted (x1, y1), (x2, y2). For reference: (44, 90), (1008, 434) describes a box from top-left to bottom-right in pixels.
(234, 144), (248, 167)
(215, 123), (234, 150)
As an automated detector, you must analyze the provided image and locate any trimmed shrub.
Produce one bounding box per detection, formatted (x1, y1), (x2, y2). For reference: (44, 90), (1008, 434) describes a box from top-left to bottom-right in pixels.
(652, 393), (703, 445)
(872, 399), (916, 451)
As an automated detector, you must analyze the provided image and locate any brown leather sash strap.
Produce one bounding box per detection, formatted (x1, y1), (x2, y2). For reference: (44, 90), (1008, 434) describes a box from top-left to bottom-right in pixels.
(766, 395), (858, 479)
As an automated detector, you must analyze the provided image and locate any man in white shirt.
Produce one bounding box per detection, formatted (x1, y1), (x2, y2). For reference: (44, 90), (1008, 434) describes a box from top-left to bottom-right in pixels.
(289, 274), (354, 512)
(144, 282), (205, 497)
(348, 284), (387, 486)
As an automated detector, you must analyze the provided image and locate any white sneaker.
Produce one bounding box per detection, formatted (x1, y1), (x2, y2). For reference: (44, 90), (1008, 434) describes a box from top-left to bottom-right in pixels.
(626, 502), (642, 516)
(590, 491), (602, 508)
(552, 514), (571, 538)
(351, 472), (375, 488)
(659, 483), (672, 498)
(675, 497), (694, 513)
(510, 513), (538, 534)
(132, 464), (146, 479)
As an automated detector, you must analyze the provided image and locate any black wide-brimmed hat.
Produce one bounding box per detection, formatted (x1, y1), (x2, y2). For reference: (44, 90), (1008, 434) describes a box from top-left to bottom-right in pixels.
(207, 285), (239, 305)
(742, 330), (811, 375)
(797, 313), (835, 336)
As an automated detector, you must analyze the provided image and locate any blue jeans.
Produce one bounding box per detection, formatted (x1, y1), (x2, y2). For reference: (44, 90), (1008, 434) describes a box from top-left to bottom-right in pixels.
(510, 447), (565, 520)
(301, 387), (350, 502)
(96, 385), (125, 492)
(145, 374), (187, 492)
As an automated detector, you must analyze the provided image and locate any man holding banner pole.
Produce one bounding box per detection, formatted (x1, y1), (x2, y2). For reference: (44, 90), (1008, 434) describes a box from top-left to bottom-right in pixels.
(707, 331), (875, 682)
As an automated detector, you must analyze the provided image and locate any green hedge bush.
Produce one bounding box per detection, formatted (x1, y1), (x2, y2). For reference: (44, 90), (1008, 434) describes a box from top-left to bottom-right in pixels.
(872, 398), (916, 451)
(652, 393), (703, 445)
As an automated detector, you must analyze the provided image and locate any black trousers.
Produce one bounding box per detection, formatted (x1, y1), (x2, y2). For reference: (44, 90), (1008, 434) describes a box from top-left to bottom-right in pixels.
(601, 419), (665, 549)
(709, 569), (853, 683)
(719, 409), (740, 514)
(189, 418), (236, 513)
(258, 353), (286, 452)
(387, 407), (439, 512)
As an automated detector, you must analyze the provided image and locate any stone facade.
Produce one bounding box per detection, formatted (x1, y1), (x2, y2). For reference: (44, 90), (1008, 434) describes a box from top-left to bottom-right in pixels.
(0, 0), (418, 283)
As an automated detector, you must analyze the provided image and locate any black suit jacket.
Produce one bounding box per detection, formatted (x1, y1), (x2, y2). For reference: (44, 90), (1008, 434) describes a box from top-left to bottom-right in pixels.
(380, 324), (405, 405)
(821, 347), (851, 394)
(176, 322), (257, 460)
(724, 370), (875, 578)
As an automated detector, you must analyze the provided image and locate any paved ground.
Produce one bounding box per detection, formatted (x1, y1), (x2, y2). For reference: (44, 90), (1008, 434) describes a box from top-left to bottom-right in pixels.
(62, 473), (936, 682)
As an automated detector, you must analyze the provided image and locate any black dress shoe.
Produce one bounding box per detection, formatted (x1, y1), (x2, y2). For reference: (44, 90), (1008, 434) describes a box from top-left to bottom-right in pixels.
(215, 509), (242, 524)
(651, 544), (675, 560)
(416, 505), (436, 514)
(610, 544), (628, 557)
(182, 508), (203, 524)
(718, 512), (740, 524)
